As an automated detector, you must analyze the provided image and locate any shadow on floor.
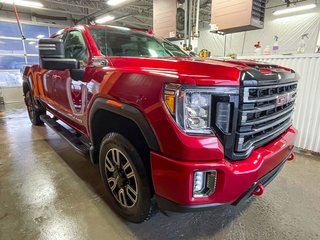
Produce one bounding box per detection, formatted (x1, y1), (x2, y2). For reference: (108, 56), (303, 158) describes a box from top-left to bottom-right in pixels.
(37, 127), (252, 240)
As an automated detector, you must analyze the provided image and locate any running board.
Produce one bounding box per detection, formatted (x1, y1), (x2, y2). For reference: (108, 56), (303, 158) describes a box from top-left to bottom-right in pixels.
(40, 115), (89, 155)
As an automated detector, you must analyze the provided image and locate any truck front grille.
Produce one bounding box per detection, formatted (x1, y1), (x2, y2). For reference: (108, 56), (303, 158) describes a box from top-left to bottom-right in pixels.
(236, 82), (297, 154)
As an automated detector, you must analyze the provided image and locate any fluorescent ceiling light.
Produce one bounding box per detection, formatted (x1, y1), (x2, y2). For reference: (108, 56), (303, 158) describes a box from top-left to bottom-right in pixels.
(107, 0), (127, 6)
(36, 34), (45, 39)
(273, 4), (317, 15)
(95, 15), (115, 24)
(0, 0), (43, 8)
(108, 25), (130, 31)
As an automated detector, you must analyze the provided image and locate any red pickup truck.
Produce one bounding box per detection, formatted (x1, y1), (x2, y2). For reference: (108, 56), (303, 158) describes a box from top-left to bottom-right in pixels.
(22, 25), (298, 223)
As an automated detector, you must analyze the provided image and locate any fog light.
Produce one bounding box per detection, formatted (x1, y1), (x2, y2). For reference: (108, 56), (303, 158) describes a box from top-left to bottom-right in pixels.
(193, 171), (204, 192)
(193, 170), (217, 198)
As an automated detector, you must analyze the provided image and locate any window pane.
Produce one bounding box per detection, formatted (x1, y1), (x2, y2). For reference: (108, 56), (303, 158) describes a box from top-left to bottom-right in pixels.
(25, 40), (39, 54)
(0, 39), (24, 54)
(89, 28), (187, 57)
(0, 21), (22, 37)
(0, 56), (26, 70)
(0, 71), (22, 86)
(26, 56), (39, 65)
(64, 31), (88, 63)
(22, 24), (49, 39)
(50, 27), (63, 36)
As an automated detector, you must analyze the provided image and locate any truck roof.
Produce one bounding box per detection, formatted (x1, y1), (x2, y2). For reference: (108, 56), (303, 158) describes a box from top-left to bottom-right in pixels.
(51, 24), (150, 38)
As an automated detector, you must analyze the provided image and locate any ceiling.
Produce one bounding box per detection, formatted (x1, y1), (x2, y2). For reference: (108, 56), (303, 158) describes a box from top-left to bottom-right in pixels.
(0, 0), (213, 28)
(0, 0), (305, 29)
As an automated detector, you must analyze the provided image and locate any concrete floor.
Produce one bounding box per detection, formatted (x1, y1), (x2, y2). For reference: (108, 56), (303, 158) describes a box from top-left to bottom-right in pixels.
(0, 103), (320, 240)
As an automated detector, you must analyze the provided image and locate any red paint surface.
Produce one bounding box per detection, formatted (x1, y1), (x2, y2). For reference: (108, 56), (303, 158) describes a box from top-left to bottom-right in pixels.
(151, 127), (296, 205)
(24, 25), (298, 207)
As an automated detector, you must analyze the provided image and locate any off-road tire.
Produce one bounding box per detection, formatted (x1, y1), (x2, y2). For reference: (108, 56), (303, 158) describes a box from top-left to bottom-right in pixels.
(99, 133), (156, 223)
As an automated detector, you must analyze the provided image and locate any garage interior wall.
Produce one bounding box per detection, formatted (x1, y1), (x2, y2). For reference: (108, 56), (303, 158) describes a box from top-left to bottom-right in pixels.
(199, 1), (320, 56)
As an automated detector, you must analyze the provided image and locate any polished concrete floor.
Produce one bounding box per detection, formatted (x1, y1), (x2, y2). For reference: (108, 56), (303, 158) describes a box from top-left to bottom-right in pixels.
(1, 103), (320, 240)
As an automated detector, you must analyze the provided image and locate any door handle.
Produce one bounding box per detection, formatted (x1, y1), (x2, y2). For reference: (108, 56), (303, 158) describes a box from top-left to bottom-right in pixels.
(53, 75), (62, 80)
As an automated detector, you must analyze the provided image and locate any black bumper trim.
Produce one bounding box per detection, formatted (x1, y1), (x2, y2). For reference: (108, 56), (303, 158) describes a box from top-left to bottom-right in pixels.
(156, 195), (225, 213)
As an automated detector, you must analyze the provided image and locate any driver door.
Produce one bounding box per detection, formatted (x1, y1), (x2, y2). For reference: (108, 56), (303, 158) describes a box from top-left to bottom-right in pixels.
(51, 30), (90, 128)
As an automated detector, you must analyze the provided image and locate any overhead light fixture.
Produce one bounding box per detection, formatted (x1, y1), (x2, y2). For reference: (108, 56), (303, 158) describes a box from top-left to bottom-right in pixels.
(95, 15), (115, 24)
(108, 26), (130, 31)
(0, 0), (43, 9)
(273, 4), (317, 15)
(36, 34), (45, 39)
(107, 0), (127, 6)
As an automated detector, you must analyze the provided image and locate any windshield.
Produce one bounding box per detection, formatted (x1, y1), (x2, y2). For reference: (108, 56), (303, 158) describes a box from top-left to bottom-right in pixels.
(89, 27), (188, 57)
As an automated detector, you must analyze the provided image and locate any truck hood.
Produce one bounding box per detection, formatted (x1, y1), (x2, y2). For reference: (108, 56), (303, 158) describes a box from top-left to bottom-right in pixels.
(107, 56), (293, 86)
(107, 56), (260, 86)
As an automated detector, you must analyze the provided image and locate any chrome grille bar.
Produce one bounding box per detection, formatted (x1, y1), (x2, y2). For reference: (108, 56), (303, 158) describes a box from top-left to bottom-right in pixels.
(240, 104), (294, 126)
(243, 82), (297, 102)
(239, 112), (292, 136)
(239, 96), (296, 114)
(236, 120), (292, 152)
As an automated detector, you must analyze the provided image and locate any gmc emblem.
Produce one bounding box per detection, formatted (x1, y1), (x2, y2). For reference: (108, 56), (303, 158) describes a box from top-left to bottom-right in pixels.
(276, 93), (293, 107)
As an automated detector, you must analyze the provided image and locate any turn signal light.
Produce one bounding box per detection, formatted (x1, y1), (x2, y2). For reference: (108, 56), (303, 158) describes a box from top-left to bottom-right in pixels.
(163, 84), (180, 115)
(165, 95), (175, 114)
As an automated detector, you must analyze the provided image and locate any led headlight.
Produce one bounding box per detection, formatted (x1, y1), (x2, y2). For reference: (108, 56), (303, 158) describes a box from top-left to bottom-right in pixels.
(183, 92), (212, 134)
(163, 84), (238, 135)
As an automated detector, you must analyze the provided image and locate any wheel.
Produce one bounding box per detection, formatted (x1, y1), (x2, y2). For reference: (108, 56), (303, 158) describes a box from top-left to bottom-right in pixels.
(99, 133), (155, 223)
(25, 90), (45, 126)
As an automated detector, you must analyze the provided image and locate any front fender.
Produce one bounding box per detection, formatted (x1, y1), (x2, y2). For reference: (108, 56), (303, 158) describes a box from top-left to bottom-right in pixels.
(88, 97), (160, 152)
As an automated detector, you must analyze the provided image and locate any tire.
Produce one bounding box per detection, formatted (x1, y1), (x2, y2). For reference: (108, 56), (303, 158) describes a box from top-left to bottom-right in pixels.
(99, 133), (155, 223)
(25, 90), (45, 126)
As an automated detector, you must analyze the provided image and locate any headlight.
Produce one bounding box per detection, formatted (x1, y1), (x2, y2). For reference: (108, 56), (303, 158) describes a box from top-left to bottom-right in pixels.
(163, 83), (239, 135)
(181, 91), (212, 134)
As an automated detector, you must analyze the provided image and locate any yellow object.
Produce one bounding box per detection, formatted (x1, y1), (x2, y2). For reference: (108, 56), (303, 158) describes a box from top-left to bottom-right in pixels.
(199, 49), (210, 58)
(165, 95), (175, 114)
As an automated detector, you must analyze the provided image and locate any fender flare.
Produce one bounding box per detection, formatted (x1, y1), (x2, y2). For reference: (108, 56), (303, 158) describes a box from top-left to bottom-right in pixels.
(88, 97), (160, 152)
(22, 75), (33, 95)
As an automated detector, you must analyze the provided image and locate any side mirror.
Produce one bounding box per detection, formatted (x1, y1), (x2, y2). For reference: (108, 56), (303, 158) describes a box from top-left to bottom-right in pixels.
(39, 38), (80, 71)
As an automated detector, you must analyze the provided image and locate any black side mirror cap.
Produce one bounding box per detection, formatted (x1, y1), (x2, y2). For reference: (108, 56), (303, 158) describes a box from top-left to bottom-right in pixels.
(39, 38), (65, 58)
(70, 69), (85, 81)
(40, 58), (80, 70)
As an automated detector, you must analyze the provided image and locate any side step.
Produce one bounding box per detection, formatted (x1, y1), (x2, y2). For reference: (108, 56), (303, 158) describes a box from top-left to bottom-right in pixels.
(40, 114), (89, 155)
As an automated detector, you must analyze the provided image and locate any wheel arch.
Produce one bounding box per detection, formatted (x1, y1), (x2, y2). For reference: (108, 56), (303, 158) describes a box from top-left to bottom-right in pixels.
(22, 72), (34, 96)
(22, 78), (32, 95)
(88, 98), (160, 165)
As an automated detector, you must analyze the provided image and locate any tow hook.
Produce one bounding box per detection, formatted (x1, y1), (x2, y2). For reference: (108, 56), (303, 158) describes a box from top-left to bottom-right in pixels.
(287, 152), (295, 161)
(252, 183), (264, 196)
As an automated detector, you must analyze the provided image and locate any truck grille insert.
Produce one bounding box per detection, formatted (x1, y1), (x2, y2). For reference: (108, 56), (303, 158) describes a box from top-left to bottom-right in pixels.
(236, 82), (297, 154)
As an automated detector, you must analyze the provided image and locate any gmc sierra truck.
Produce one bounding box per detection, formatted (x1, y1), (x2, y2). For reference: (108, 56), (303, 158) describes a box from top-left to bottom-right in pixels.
(22, 25), (298, 223)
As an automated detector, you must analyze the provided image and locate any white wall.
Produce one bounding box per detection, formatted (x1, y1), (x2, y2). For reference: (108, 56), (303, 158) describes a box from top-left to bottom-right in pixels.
(198, 2), (320, 56)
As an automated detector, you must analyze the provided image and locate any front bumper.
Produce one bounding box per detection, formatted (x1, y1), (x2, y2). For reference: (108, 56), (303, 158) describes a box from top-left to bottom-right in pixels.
(151, 126), (297, 211)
